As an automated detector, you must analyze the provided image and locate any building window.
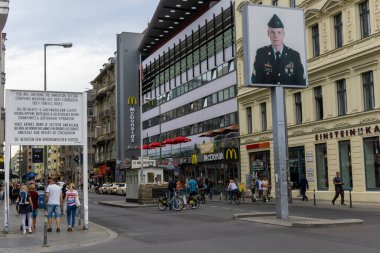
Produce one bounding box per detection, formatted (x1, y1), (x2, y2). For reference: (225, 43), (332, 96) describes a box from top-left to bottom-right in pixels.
(314, 86), (323, 120)
(294, 92), (302, 125)
(334, 13), (343, 48)
(359, 0), (371, 38)
(337, 79), (347, 116)
(261, 102), (267, 131)
(363, 137), (380, 190)
(246, 107), (252, 134)
(316, 143), (328, 190)
(338, 141), (352, 190)
(312, 24), (320, 57)
(363, 71), (375, 111)
(290, 0), (296, 7)
(272, 0), (278, 6)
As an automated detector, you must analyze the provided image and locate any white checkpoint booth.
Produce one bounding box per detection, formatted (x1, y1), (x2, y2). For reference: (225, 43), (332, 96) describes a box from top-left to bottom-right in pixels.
(126, 158), (163, 201)
(3, 90), (89, 232)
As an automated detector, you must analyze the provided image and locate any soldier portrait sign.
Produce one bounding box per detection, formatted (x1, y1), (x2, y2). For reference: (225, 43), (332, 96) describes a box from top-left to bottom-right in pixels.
(242, 4), (308, 88)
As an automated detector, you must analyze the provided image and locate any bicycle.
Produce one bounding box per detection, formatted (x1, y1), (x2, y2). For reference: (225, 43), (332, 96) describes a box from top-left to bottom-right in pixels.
(187, 194), (201, 209)
(228, 190), (241, 205)
(198, 189), (206, 204)
(158, 191), (184, 211)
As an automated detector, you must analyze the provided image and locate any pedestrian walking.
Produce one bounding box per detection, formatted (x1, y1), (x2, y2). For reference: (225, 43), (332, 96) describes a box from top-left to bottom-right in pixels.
(46, 177), (63, 232)
(12, 183), (20, 205)
(0, 183), (4, 206)
(261, 177), (270, 202)
(28, 184), (39, 232)
(299, 174), (309, 201)
(332, 171), (345, 205)
(62, 184), (68, 215)
(65, 183), (80, 231)
(16, 185), (33, 234)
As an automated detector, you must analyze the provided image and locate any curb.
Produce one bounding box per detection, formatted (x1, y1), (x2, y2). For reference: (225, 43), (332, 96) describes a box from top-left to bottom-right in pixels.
(234, 212), (276, 219)
(97, 201), (157, 208)
(291, 219), (364, 228)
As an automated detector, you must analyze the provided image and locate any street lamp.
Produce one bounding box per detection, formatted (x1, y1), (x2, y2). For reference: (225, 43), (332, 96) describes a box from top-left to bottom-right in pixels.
(43, 42), (72, 247)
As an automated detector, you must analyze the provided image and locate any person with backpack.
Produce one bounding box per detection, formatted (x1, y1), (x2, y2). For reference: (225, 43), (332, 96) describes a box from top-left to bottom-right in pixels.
(65, 183), (80, 231)
(28, 184), (39, 232)
(16, 185), (33, 234)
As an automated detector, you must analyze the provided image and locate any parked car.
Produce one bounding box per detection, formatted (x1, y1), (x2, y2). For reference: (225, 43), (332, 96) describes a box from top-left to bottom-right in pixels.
(106, 183), (118, 195)
(99, 184), (110, 194)
(116, 183), (127, 195)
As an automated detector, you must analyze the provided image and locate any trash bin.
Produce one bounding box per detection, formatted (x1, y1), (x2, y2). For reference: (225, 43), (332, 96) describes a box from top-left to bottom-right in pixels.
(38, 192), (45, 209)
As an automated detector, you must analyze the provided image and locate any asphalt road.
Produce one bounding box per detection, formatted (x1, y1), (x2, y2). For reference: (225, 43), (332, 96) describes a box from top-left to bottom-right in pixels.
(55, 192), (380, 253)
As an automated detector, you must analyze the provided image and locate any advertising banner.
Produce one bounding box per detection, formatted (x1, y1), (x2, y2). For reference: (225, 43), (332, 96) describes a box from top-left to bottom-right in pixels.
(242, 4), (308, 88)
(5, 90), (84, 145)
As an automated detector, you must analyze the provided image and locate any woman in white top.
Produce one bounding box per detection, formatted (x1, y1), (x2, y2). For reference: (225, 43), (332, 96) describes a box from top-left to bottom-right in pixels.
(227, 180), (238, 200)
(64, 183), (80, 231)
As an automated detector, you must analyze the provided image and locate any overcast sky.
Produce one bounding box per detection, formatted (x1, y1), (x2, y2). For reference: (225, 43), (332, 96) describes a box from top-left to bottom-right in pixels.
(4, 0), (160, 92)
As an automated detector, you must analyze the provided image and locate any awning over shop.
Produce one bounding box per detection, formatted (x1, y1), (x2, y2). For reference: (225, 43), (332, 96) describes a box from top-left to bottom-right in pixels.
(199, 124), (239, 137)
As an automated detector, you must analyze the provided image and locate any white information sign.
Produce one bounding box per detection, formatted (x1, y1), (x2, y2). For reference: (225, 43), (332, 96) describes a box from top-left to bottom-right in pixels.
(5, 90), (84, 145)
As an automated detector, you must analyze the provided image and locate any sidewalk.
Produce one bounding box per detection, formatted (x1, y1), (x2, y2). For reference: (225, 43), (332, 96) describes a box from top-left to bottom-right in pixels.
(0, 202), (117, 253)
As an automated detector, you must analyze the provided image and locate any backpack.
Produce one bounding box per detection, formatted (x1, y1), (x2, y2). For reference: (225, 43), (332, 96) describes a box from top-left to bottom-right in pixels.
(19, 191), (29, 205)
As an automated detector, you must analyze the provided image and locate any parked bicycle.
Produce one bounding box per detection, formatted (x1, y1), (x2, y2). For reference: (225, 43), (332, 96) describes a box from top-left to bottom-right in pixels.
(187, 194), (201, 209)
(228, 190), (241, 205)
(158, 191), (184, 211)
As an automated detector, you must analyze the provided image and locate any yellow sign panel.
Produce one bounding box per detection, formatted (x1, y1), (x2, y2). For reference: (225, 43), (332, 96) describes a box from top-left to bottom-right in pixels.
(200, 142), (215, 154)
(191, 155), (198, 165)
(128, 96), (138, 105)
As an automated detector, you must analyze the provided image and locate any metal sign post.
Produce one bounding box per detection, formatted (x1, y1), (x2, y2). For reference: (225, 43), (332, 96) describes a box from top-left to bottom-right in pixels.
(271, 86), (289, 219)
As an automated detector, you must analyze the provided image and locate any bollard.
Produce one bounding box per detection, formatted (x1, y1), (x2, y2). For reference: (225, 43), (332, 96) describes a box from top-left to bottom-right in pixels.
(313, 189), (316, 206)
(349, 189), (352, 208)
(43, 212), (48, 247)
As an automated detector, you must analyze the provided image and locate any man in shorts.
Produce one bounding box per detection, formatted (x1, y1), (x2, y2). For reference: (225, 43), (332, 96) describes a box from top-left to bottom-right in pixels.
(46, 177), (63, 232)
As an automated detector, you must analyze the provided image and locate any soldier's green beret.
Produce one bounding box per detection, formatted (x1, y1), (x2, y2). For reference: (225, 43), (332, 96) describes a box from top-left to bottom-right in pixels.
(268, 14), (284, 28)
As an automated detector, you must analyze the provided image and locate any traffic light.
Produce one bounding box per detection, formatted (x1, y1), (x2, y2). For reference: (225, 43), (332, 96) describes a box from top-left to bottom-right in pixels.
(32, 148), (44, 163)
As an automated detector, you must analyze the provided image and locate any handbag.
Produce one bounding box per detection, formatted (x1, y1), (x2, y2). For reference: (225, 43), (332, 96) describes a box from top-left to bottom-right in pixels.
(75, 194), (81, 206)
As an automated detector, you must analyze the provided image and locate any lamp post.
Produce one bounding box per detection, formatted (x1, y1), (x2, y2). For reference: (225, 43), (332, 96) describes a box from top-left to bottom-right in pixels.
(43, 42), (72, 247)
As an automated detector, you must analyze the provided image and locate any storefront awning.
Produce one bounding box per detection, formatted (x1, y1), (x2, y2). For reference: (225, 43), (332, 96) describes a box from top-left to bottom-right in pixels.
(199, 124), (239, 137)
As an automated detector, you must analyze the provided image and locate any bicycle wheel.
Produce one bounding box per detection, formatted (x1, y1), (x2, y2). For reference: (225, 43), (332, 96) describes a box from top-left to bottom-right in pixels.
(158, 197), (168, 211)
(188, 197), (200, 209)
(172, 197), (184, 211)
(200, 194), (206, 204)
(234, 195), (241, 205)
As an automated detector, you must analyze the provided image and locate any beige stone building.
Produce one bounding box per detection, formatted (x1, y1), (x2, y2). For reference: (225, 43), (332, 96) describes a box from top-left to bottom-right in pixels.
(236, 0), (380, 202)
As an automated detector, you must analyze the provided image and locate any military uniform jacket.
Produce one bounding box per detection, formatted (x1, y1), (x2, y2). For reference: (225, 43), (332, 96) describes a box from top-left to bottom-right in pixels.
(251, 45), (305, 86)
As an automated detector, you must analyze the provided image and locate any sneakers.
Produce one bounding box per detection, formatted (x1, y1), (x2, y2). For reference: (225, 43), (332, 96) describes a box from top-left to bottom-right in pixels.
(332, 200), (335, 205)
(56, 228), (60, 232)
(28, 228), (32, 234)
(67, 225), (72, 232)
(22, 229), (26, 234)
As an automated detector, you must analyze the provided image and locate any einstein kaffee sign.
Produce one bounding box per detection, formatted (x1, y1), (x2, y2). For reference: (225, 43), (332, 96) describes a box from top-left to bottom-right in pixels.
(5, 90), (85, 145)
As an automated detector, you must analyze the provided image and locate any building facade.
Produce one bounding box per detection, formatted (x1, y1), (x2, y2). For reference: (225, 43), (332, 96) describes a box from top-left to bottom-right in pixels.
(91, 58), (117, 183)
(139, 0), (239, 184)
(236, 0), (380, 202)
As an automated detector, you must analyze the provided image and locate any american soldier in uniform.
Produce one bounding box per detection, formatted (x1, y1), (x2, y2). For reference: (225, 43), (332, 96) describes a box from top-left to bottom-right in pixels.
(251, 14), (306, 86)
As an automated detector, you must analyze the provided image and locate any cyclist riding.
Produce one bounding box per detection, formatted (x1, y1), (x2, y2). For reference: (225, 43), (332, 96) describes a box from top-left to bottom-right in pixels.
(227, 179), (238, 200)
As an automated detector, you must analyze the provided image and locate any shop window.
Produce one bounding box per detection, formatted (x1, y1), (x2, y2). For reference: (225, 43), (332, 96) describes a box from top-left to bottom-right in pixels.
(336, 79), (347, 116)
(338, 141), (352, 190)
(288, 146), (305, 189)
(249, 151), (271, 183)
(316, 143), (328, 190)
(359, 0), (371, 38)
(272, 0), (278, 6)
(334, 13), (343, 48)
(362, 71), (375, 111)
(364, 137), (380, 190)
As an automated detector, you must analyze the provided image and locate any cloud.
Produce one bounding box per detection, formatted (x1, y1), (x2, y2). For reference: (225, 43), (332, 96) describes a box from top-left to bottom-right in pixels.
(4, 0), (159, 92)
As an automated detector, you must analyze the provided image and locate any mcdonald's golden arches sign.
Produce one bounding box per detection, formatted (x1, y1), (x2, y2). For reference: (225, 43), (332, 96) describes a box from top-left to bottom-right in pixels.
(127, 96), (138, 105)
(224, 148), (238, 160)
(191, 154), (198, 165)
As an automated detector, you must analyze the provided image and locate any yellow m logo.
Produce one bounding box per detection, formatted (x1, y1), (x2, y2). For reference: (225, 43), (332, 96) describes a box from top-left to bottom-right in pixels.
(225, 149), (237, 160)
(128, 96), (138, 105)
(191, 154), (198, 165)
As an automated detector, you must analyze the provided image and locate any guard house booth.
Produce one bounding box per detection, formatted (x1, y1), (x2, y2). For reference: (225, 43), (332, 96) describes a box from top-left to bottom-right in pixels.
(126, 158), (163, 202)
